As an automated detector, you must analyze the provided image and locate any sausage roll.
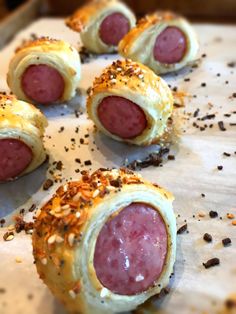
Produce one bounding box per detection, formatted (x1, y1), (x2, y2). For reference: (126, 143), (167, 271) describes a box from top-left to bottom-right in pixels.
(32, 168), (176, 314)
(119, 11), (199, 74)
(0, 94), (47, 182)
(7, 38), (81, 105)
(87, 59), (173, 146)
(66, 0), (136, 54)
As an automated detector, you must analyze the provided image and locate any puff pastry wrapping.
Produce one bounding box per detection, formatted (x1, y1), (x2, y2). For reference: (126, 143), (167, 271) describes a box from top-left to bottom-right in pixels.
(119, 11), (199, 74)
(0, 94), (48, 181)
(87, 59), (173, 146)
(7, 37), (81, 104)
(66, 0), (136, 54)
(32, 168), (176, 314)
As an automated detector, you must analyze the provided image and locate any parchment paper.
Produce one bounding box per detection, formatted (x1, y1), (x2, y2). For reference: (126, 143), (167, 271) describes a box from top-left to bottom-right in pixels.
(0, 18), (236, 314)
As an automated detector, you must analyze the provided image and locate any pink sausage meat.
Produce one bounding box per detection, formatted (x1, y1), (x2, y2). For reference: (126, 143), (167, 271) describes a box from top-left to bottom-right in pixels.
(97, 96), (147, 139)
(0, 139), (33, 181)
(21, 64), (65, 104)
(153, 26), (187, 64)
(94, 202), (168, 295)
(99, 12), (130, 46)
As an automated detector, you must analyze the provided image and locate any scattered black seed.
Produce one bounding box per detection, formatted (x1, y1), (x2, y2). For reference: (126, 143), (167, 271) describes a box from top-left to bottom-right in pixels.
(217, 165), (223, 171)
(64, 146), (69, 152)
(203, 257), (220, 269)
(177, 224), (188, 234)
(230, 123), (236, 126)
(222, 238), (231, 247)
(75, 158), (81, 163)
(110, 178), (122, 188)
(200, 114), (215, 121)
(43, 179), (54, 191)
(201, 193), (205, 198)
(202, 53), (207, 58)
(0, 288), (6, 294)
(80, 138), (84, 144)
(227, 62), (235, 68)
(28, 204), (36, 212)
(127, 148), (169, 170)
(75, 169), (80, 173)
(225, 299), (236, 309)
(74, 110), (80, 118)
(203, 233), (212, 243)
(58, 126), (64, 133)
(193, 108), (200, 118)
(79, 46), (98, 64)
(216, 73), (221, 77)
(84, 160), (92, 166)
(209, 210), (218, 218)
(0, 218), (6, 226)
(224, 114), (231, 117)
(201, 82), (206, 87)
(56, 161), (63, 171)
(218, 121), (226, 131)
(184, 78), (190, 82)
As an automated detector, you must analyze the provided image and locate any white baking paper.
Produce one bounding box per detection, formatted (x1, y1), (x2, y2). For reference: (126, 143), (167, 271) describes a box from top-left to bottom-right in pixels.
(0, 18), (236, 314)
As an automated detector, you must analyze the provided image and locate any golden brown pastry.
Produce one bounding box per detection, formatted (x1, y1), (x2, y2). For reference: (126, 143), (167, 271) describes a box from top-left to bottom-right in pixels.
(66, 0), (136, 54)
(32, 168), (176, 314)
(119, 11), (199, 74)
(7, 38), (81, 105)
(87, 59), (173, 146)
(0, 94), (47, 182)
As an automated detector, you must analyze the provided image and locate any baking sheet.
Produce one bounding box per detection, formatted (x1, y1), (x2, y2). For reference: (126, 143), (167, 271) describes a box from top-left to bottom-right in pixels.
(0, 18), (236, 314)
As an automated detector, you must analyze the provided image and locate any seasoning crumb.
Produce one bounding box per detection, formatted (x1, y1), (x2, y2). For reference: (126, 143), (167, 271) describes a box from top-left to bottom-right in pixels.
(177, 224), (188, 235)
(232, 220), (236, 226)
(203, 257), (220, 269)
(203, 233), (212, 243)
(222, 238), (231, 247)
(217, 165), (223, 171)
(15, 257), (23, 263)
(227, 213), (235, 219)
(3, 231), (14, 241)
(198, 211), (206, 217)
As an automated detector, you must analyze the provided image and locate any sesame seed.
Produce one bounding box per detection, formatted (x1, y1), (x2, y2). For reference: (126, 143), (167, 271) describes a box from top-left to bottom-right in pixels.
(75, 212), (81, 218)
(48, 234), (56, 245)
(68, 233), (75, 247)
(35, 209), (42, 218)
(73, 192), (81, 202)
(61, 204), (70, 210)
(92, 190), (100, 198)
(68, 290), (77, 299)
(41, 258), (47, 265)
(56, 235), (64, 243)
